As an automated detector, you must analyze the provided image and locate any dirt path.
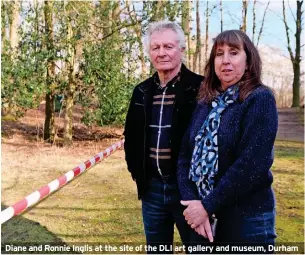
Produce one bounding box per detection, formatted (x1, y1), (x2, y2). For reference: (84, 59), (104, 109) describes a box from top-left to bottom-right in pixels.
(277, 108), (304, 142)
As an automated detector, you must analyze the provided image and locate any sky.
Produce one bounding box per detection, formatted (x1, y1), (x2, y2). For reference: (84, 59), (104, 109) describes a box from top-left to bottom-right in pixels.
(197, 0), (302, 57)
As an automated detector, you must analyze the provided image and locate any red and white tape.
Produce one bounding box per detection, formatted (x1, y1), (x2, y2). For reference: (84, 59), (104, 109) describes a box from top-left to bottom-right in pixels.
(0, 139), (125, 224)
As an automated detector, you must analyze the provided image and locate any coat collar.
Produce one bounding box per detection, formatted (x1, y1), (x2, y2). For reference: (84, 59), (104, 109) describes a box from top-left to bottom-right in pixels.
(139, 64), (194, 94)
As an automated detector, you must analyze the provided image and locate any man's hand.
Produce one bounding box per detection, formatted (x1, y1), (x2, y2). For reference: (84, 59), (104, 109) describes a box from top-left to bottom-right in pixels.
(181, 200), (213, 242)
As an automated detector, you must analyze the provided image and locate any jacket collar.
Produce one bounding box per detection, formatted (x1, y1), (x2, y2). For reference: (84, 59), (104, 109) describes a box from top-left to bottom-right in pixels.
(139, 64), (193, 94)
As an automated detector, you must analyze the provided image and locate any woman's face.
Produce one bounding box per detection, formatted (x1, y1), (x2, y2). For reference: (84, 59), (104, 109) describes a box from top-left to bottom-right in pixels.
(214, 43), (248, 90)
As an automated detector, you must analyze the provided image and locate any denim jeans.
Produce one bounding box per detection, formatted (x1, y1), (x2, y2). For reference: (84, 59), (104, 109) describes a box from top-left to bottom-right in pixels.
(142, 177), (192, 254)
(189, 209), (276, 254)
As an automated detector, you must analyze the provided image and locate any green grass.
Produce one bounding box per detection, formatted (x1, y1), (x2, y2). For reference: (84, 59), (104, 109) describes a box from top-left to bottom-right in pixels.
(2, 140), (304, 254)
(2, 154), (145, 254)
(272, 140), (304, 253)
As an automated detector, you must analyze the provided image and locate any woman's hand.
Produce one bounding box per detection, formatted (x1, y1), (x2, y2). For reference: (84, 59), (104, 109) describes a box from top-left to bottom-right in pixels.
(181, 200), (213, 242)
(195, 223), (209, 238)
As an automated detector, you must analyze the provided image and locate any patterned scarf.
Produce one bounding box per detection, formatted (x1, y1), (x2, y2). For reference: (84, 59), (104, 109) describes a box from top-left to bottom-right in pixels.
(189, 85), (239, 199)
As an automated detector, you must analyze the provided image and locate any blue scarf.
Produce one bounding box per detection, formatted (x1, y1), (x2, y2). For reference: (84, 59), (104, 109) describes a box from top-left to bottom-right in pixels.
(189, 85), (239, 199)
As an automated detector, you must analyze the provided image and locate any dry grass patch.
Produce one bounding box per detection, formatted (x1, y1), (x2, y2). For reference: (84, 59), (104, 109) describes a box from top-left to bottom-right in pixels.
(2, 132), (304, 253)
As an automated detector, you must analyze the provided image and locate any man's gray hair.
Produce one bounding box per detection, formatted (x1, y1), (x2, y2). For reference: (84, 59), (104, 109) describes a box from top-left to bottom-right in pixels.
(144, 20), (186, 54)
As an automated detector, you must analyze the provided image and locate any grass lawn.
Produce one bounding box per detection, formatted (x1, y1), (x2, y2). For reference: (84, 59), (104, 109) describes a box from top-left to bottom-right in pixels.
(1, 138), (304, 254)
(272, 140), (304, 248)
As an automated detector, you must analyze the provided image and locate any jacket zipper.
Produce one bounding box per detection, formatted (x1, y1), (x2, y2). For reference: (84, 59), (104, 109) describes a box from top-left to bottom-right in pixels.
(156, 87), (168, 177)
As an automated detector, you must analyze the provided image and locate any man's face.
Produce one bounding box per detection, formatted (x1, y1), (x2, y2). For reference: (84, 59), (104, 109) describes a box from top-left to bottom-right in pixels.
(149, 29), (184, 72)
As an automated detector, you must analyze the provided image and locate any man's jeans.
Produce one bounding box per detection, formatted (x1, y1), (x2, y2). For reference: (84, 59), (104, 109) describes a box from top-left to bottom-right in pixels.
(142, 177), (191, 254)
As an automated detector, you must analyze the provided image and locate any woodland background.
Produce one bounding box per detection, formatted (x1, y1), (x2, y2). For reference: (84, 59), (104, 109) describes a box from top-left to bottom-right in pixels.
(1, 1), (304, 252)
(1, 0), (304, 146)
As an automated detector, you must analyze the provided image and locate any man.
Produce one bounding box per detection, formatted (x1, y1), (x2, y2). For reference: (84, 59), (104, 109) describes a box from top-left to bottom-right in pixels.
(124, 21), (203, 252)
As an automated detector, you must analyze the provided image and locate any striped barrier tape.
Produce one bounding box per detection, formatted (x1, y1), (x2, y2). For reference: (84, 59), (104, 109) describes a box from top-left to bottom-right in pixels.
(0, 139), (125, 224)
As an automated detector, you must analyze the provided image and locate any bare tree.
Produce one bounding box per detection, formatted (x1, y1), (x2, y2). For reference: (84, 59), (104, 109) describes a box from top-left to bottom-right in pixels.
(127, 1), (147, 79)
(252, 0), (256, 41)
(220, 0), (223, 32)
(182, 0), (191, 69)
(204, 1), (217, 62)
(240, 0), (248, 32)
(256, 1), (270, 46)
(205, 0), (209, 62)
(282, 0), (303, 107)
(193, 0), (201, 73)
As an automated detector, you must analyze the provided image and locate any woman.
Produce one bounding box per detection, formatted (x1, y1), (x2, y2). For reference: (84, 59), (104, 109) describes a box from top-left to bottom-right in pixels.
(177, 30), (278, 246)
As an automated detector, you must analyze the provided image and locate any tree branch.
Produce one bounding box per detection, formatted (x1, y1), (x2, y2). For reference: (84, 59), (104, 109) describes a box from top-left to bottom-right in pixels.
(288, 0), (297, 23)
(101, 19), (142, 40)
(267, 4), (293, 33)
(256, 1), (270, 46)
(252, 0), (256, 42)
(282, 0), (295, 62)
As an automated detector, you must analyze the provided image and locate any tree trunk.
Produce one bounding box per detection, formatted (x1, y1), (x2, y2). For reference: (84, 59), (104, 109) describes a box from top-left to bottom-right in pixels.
(182, 1), (191, 69)
(252, 0), (256, 42)
(130, 2), (147, 79)
(4, 0), (20, 117)
(220, 0), (223, 32)
(241, 0), (247, 32)
(256, 1), (270, 46)
(291, 63), (300, 108)
(292, 0), (302, 107)
(282, 0), (302, 107)
(64, 75), (75, 146)
(193, 0), (201, 73)
(205, 1), (209, 62)
(43, 0), (56, 143)
(9, 0), (19, 51)
(63, 4), (76, 146)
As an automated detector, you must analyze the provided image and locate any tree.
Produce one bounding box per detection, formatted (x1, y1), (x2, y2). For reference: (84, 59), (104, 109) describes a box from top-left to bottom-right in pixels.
(252, 0), (256, 41)
(2, 0), (19, 116)
(63, 1), (76, 146)
(56, 1), (94, 146)
(205, 0), (209, 62)
(220, 0), (223, 32)
(9, 0), (19, 51)
(204, 1), (216, 62)
(193, 0), (201, 73)
(81, 1), (140, 127)
(181, 0), (191, 69)
(282, 0), (303, 107)
(126, 1), (148, 79)
(240, 0), (248, 32)
(256, 1), (270, 46)
(43, 0), (56, 143)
